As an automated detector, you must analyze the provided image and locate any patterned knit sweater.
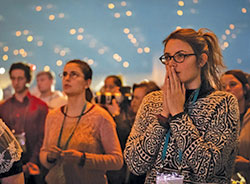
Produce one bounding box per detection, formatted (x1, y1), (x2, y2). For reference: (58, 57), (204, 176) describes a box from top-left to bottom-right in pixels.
(124, 90), (239, 184)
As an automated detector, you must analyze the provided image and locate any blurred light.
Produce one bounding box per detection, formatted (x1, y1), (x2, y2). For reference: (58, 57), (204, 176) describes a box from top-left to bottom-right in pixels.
(114, 13), (120, 18)
(88, 59), (94, 65)
(3, 46), (9, 52)
(70, 29), (76, 35)
(44, 65), (50, 71)
(49, 14), (55, 21)
(237, 58), (242, 64)
(178, 1), (184, 6)
(126, 11), (132, 16)
(241, 8), (247, 13)
(22, 52), (27, 58)
(77, 35), (84, 40)
(16, 31), (22, 37)
(2, 55), (8, 61)
(231, 34), (237, 39)
(137, 48), (143, 54)
(13, 49), (19, 55)
(56, 60), (63, 66)
(54, 47), (60, 54)
(223, 42), (229, 48)
(127, 34), (133, 39)
(221, 34), (227, 40)
(123, 28), (130, 34)
(131, 38), (137, 44)
(176, 26), (182, 30)
(37, 41), (43, 47)
(19, 49), (25, 55)
(35, 6), (42, 12)
(0, 67), (5, 75)
(58, 13), (64, 18)
(225, 29), (230, 35)
(117, 56), (122, 62)
(229, 24), (235, 30)
(193, 0), (198, 3)
(177, 10), (183, 16)
(123, 61), (129, 68)
(121, 1), (127, 6)
(27, 36), (33, 42)
(98, 48), (105, 55)
(108, 3), (115, 9)
(144, 47), (150, 53)
(30, 64), (36, 71)
(78, 27), (84, 33)
(23, 30), (29, 35)
(113, 53), (119, 60)
(60, 50), (66, 56)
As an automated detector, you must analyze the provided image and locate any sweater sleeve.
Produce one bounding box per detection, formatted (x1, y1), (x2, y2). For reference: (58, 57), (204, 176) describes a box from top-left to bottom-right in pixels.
(124, 92), (167, 175)
(39, 112), (54, 169)
(169, 94), (239, 181)
(84, 113), (123, 171)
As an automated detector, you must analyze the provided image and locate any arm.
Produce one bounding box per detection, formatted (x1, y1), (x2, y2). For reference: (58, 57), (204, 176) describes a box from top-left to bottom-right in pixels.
(84, 115), (123, 171)
(39, 113), (57, 169)
(124, 92), (167, 175)
(169, 94), (239, 181)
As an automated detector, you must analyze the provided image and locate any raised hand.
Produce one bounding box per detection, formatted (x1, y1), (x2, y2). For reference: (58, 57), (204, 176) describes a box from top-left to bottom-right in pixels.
(166, 65), (185, 116)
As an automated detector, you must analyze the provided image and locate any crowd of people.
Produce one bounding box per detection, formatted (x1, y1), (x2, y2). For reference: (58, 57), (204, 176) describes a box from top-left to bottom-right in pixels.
(0, 27), (249, 184)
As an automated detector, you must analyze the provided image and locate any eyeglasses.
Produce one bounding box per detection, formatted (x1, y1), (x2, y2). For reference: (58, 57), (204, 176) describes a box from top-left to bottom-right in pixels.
(159, 52), (196, 65)
(59, 71), (83, 79)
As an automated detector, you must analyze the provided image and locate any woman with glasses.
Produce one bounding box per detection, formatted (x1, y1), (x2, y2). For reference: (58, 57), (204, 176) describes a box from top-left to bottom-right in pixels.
(40, 60), (123, 184)
(221, 70), (250, 183)
(124, 28), (239, 183)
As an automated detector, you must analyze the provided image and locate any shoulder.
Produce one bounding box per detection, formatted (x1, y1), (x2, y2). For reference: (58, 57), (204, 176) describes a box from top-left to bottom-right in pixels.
(47, 107), (62, 118)
(142, 90), (163, 105)
(206, 90), (238, 104)
(28, 94), (48, 108)
(89, 104), (115, 126)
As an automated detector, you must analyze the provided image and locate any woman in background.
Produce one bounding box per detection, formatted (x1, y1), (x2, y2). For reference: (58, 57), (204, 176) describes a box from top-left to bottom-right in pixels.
(40, 59), (123, 184)
(221, 69), (250, 183)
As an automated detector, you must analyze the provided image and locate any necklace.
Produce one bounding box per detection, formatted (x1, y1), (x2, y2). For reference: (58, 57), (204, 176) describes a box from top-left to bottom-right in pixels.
(57, 103), (87, 150)
(62, 105), (87, 118)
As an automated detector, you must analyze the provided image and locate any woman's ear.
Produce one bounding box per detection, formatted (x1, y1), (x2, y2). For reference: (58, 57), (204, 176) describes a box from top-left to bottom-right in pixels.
(199, 53), (208, 67)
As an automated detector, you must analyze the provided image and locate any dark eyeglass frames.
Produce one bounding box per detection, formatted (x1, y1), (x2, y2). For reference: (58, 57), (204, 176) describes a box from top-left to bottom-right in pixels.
(159, 52), (196, 65)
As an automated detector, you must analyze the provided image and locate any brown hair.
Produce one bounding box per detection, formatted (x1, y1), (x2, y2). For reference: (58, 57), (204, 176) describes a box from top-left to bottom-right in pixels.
(163, 28), (226, 89)
(66, 59), (93, 102)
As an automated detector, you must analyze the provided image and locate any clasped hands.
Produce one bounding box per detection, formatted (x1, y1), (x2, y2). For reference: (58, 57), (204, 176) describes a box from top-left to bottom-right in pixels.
(161, 65), (185, 118)
(46, 146), (83, 164)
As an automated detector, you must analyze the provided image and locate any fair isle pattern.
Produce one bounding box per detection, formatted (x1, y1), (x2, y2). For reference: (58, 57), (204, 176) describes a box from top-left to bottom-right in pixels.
(124, 90), (239, 184)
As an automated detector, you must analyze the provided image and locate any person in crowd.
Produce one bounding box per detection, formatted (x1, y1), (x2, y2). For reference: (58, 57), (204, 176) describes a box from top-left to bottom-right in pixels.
(35, 71), (67, 110)
(221, 69), (250, 183)
(131, 81), (160, 119)
(39, 59), (123, 184)
(0, 62), (48, 184)
(100, 75), (132, 184)
(128, 81), (160, 184)
(124, 28), (239, 183)
(0, 118), (24, 184)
